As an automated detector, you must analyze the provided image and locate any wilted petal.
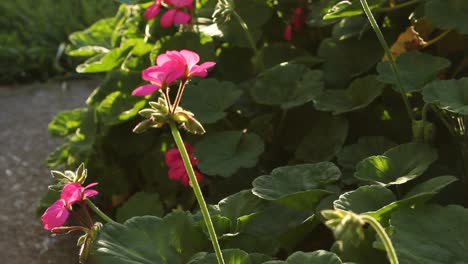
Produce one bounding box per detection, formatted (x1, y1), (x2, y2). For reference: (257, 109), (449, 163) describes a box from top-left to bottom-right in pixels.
(174, 10), (192, 25)
(132, 84), (160, 96)
(41, 199), (70, 230)
(160, 9), (177, 27)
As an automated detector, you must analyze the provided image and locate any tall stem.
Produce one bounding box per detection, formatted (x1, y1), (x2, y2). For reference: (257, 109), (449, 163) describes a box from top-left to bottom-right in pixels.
(86, 200), (116, 224)
(169, 121), (225, 264)
(359, 0), (414, 121)
(361, 215), (399, 264)
(375, 0), (421, 12)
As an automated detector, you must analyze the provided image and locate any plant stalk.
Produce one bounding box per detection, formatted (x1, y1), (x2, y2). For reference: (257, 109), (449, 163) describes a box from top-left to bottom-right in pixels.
(169, 121), (225, 264)
(375, 0), (421, 12)
(361, 215), (399, 264)
(359, 0), (415, 121)
(86, 199), (115, 224)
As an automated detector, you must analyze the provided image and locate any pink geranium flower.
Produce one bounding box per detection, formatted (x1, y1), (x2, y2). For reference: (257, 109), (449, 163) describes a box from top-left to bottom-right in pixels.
(157, 50), (216, 79)
(144, 0), (162, 20)
(41, 182), (98, 230)
(160, 0), (193, 27)
(132, 60), (185, 96)
(284, 4), (306, 41)
(165, 142), (203, 186)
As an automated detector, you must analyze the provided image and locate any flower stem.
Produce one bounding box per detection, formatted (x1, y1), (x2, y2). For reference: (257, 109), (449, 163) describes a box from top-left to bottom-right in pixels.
(86, 199), (115, 224)
(422, 29), (452, 48)
(172, 79), (188, 113)
(359, 0), (415, 121)
(361, 215), (399, 264)
(375, 0), (421, 12)
(168, 121), (225, 264)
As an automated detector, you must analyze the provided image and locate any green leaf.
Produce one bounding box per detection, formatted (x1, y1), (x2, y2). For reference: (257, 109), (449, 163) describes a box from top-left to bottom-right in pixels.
(76, 46), (133, 73)
(425, 0), (468, 34)
(367, 175), (457, 221)
(314, 75), (384, 115)
(188, 249), (272, 264)
(259, 43), (322, 69)
(195, 131), (264, 177)
(68, 18), (115, 55)
(97, 91), (147, 126)
(390, 205), (468, 264)
(116, 192), (164, 222)
(324, 0), (386, 19)
(318, 35), (382, 89)
(181, 79), (242, 124)
(92, 212), (208, 264)
(333, 185), (396, 214)
(422, 78), (468, 115)
(332, 16), (369, 41)
(48, 108), (84, 137)
(115, 0), (145, 4)
(354, 143), (438, 186)
(377, 51), (451, 93)
(263, 250), (344, 264)
(150, 32), (215, 65)
(250, 64), (324, 109)
(295, 115), (348, 163)
(214, 0), (272, 48)
(252, 162), (340, 210)
(337, 136), (397, 170)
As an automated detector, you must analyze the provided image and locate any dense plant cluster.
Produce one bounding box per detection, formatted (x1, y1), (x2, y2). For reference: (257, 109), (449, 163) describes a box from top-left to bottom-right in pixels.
(0, 0), (118, 83)
(41, 0), (468, 263)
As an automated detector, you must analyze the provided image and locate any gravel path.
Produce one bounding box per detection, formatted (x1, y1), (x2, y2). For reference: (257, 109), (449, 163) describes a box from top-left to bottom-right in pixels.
(0, 80), (98, 263)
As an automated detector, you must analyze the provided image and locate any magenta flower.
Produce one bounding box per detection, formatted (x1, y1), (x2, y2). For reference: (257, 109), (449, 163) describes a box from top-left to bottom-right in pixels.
(144, 0), (162, 20)
(156, 49), (216, 79)
(165, 142), (203, 186)
(160, 0), (193, 27)
(41, 199), (71, 230)
(284, 4), (306, 41)
(132, 60), (185, 96)
(41, 182), (98, 230)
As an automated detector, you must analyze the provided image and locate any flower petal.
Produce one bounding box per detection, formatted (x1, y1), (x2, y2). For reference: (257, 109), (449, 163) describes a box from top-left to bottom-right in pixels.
(144, 2), (161, 20)
(174, 10), (192, 25)
(132, 84), (160, 96)
(83, 189), (98, 198)
(160, 9), (177, 27)
(41, 199), (70, 230)
(180, 50), (200, 70)
(61, 182), (82, 205)
(142, 66), (165, 82)
(166, 0), (193, 8)
(283, 24), (292, 41)
(165, 148), (182, 167)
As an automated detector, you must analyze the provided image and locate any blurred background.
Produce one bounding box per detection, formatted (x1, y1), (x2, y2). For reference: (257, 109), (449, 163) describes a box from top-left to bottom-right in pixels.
(0, 0), (117, 262)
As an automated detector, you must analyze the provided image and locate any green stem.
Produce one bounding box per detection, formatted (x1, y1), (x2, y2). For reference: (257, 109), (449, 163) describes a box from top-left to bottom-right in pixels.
(375, 0), (421, 12)
(86, 199), (116, 224)
(231, 11), (257, 53)
(359, 0), (415, 121)
(361, 215), (399, 264)
(421, 103), (430, 122)
(422, 29), (452, 48)
(169, 121), (225, 264)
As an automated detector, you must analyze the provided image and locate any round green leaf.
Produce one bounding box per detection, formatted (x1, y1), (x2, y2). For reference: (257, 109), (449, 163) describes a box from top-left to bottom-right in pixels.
(295, 115), (348, 163)
(97, 91), (147, 126)
(332, 16), (368, 41)
(259, 43), (322, 69)
(354, 143), (438, 186)
(264, 250), (344, 264)
(390, 205), (468, 264)
(337, 136), (397, 170)
(92, 212), (208, 264)
(252, 162), (340, 210)
(116, 192), (164, 222)
(188, 249), (272, 264)
(48, 108), (84, 137)
(181, 79), (242, 124)
(425, 0), (468, 34)
(314, 75), (384, 115)
(367, 175), (457, 221)
(333, 185), (396, 214)
(250, 64), (324, 109)
(377, 51), (451, 93)
(195, 131), (264, 177)
(422, 78), (468, 115)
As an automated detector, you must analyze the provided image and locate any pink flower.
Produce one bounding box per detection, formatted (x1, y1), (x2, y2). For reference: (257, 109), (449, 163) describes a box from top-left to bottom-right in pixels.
(132, 60), (185, 96)
(157, 50), (216, 79)
(284, 4), (306, 41)
(132, 50), (215, 96)
(160, 0), (193, 27)
(41, 182), (98, 230)
(41, 199), (71, 230)
(165, 142), (203, 186)
(144, 0), (162, 20)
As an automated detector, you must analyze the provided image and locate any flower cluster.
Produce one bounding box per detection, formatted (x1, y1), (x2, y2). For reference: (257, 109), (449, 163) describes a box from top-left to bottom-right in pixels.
(41, 182), (98, 230)
(132, 49), (215, 96)
(165, 142), (203, 186)
(144, 0), (193, 28)
(284, 4), (306, 41)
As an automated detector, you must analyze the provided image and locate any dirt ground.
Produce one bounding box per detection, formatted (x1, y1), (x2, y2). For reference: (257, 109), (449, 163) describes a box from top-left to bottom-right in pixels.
(0, 80), (98, 263)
